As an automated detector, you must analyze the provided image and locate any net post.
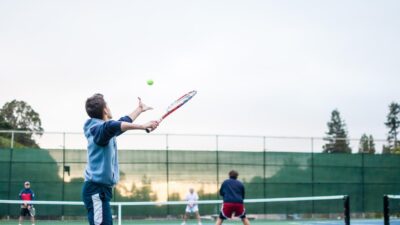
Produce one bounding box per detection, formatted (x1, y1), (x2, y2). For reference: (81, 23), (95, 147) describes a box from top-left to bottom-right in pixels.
(118, 203), (122, 225)
(344, 195), (350, 225)
(384, 195), (390, 225)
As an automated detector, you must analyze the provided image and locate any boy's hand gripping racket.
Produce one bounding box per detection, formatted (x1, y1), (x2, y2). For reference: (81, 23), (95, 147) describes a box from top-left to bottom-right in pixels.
(146, 90), (197, 133)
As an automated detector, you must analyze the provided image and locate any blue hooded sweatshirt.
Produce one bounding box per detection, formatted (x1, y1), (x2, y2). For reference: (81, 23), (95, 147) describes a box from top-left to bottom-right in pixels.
(83, 116), (132, 186)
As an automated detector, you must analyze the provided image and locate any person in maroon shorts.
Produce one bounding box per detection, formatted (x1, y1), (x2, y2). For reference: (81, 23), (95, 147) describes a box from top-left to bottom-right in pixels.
(215, 170), (250, 225)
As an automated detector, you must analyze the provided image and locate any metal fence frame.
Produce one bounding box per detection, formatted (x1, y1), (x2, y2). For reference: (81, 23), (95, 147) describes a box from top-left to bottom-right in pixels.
(0, 130), (388, 153)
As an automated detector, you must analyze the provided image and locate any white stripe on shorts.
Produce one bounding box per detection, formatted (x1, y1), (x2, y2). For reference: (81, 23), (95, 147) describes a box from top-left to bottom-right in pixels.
(92, 193), (103, 225)
(220, 204), (228, 219)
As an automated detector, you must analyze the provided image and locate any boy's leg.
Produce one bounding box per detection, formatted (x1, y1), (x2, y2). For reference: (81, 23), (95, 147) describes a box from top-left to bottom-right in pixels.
(101, 191), (113, 225)
(19, 208), (27, 225)
(83, 182), (95, 225)
(237, 203), (249, 225)
(182, 212), (188, 225)
(195, 211), (201, 223)
(241, 217), (251, 225)
(30, 214), (35, 224)
(83, 182), (113, 225)
(215, 217), (223, 225)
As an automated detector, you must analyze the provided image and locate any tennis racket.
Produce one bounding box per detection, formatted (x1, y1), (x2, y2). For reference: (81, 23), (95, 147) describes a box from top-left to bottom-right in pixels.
(28, 206), (36, 217)
(146, 90), (197, 133)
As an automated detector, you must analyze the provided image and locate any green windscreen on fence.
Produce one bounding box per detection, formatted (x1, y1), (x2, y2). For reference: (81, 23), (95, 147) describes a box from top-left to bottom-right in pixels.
(1, 147), (400, 217)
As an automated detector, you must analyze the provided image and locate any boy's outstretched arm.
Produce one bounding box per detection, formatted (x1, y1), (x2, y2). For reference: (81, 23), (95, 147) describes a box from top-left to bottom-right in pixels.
(92, 120), (159, 146)
(92, 98), (156, 146)
(121, 120), (159, 132)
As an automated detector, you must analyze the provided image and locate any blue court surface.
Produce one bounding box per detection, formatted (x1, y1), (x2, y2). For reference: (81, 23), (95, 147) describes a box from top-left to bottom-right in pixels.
(2, 219), (399, 225)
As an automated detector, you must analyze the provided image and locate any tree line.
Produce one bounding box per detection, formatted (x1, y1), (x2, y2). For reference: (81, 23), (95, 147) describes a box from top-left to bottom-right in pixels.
(323, 102), (400, 154)
(0, 99), (399, 154)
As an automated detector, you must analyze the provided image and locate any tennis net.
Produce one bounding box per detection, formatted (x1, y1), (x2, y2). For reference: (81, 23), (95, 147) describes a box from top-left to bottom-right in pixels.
(383, 195), (400, 225)
(0, 195), (349, 225)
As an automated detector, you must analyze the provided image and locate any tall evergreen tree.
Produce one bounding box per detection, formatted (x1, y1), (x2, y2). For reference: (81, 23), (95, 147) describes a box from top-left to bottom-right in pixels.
(358, 134), (375, 154)
(384, 102), (400, 153)
(323, 109), (352, 153)
(368, 135), (376, 153)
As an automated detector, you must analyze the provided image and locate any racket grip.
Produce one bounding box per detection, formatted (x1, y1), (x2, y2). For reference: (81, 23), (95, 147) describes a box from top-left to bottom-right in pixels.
(145, 128), (151, 133)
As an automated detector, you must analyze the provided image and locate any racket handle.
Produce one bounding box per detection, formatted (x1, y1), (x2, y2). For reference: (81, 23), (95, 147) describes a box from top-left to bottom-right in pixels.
(145, 128), (151, 133)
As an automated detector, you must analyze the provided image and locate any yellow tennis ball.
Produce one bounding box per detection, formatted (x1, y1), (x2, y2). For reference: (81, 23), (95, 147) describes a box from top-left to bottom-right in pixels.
(147, 80), (154, 86)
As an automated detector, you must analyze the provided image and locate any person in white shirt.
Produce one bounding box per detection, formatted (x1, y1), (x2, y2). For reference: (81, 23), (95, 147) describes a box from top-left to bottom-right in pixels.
(182, 188), (202, 225)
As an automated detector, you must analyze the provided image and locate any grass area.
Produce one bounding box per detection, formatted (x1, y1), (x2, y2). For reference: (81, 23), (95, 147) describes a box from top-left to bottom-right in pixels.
(0, 136), (30, 148)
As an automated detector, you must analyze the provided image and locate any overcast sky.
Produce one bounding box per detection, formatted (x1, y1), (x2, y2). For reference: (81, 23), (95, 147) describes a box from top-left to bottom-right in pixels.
(1, 0), (399, 142)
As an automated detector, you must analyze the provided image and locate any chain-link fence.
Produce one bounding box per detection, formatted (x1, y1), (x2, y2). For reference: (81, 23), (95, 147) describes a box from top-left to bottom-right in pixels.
(0, 130), (398, 218)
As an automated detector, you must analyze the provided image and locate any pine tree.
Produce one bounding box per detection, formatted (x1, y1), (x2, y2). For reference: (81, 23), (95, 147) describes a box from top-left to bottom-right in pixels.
(384, 102), (400, 153)
(323, 109), (352, 153)
(358, 134), (375, 154)
(368, 135), (376, 154)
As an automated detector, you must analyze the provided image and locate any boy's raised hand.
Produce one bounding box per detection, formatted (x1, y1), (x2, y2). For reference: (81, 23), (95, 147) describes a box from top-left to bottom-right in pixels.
(138, 97), (153, 112)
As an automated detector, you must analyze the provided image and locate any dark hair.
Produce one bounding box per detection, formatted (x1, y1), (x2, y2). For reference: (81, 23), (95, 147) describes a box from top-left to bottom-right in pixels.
(229, 170), (239, 179)
(85, 94), (106, 119)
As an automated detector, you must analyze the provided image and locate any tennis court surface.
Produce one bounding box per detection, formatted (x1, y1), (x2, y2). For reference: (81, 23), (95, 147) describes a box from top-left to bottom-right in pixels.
(1, 219), (397, 225)
(5, 195), (399, 225)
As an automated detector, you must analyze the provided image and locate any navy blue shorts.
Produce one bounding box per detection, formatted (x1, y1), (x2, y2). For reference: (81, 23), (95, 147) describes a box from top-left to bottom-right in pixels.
(20, 207), (31, 217)
(82, 181), (113, 225)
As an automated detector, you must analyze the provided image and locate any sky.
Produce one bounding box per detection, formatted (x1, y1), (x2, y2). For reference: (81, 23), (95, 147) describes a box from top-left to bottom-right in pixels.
(1, 0), (400, 144)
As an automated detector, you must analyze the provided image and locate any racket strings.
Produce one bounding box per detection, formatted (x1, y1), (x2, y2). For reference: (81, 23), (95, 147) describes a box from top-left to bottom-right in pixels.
(166, 91), (197, 112)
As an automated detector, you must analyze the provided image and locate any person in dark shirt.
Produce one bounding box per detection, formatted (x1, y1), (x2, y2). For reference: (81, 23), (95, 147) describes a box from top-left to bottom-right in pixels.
(216, 170), (250, 225)
(18, 181), (35, 225)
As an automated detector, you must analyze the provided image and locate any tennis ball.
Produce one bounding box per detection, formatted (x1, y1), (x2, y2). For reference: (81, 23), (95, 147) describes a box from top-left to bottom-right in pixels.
(147, 80), (154, 86)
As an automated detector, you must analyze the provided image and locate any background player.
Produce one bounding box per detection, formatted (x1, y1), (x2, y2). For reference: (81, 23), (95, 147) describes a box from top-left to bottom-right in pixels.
(181, 188), (202, 225)
(216, 170), (250, 225)
(18, 181), (35, 225)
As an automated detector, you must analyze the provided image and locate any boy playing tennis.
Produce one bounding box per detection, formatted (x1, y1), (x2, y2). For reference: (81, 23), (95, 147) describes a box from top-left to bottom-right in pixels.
(182, 188), (202, 225)
(216, 170), (250, 225)
(18, 181), (35, 225)
(82, 94), (158, 225)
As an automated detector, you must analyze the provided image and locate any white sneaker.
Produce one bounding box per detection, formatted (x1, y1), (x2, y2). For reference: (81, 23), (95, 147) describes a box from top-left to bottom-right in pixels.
(181, 222), (186, 225)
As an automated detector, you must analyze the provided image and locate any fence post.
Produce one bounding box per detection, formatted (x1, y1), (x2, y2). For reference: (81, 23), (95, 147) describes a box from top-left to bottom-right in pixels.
(7, 131), (14, 217)
(263, 136), (266, 214)
(361, 153), (365, 215)
(61, 132), (66, 220)
(311, 137), (315, 216)
(10, 131), (14, 149)
(216, 135), (219, 195)
(165, 134), (170, 216)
